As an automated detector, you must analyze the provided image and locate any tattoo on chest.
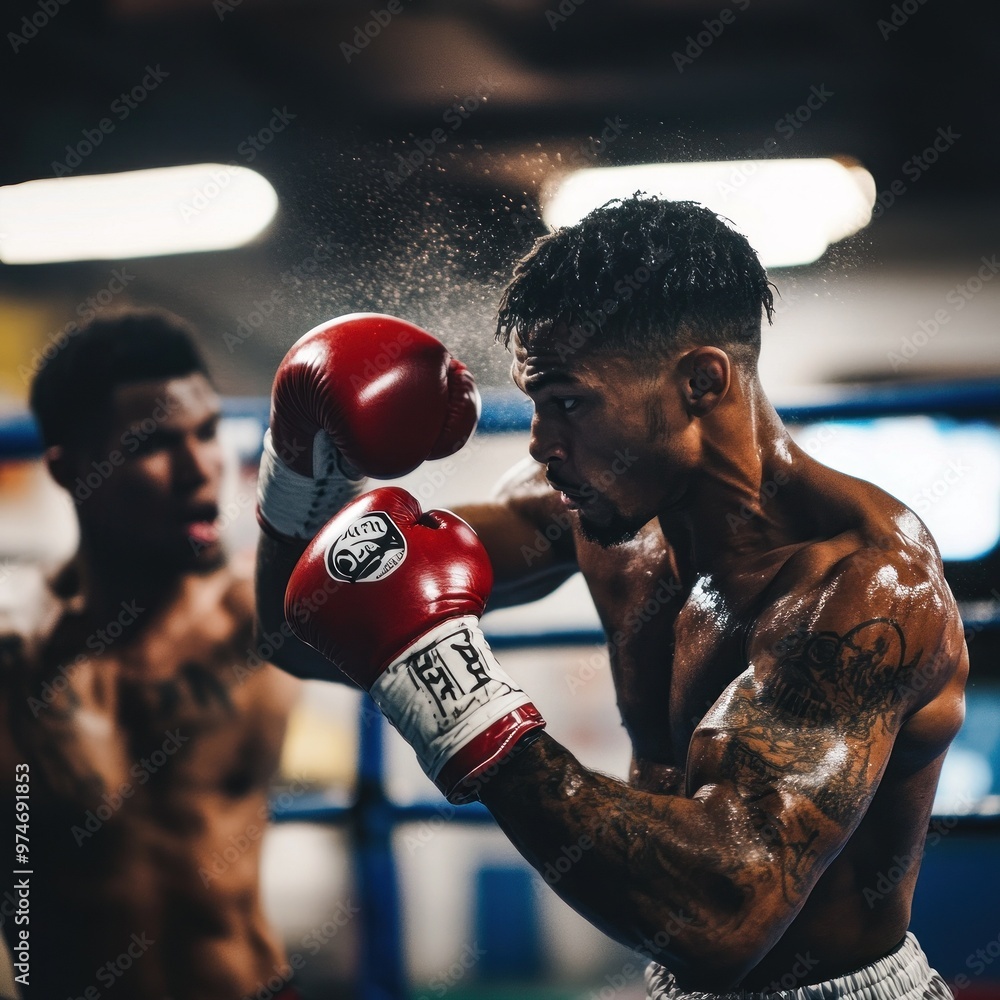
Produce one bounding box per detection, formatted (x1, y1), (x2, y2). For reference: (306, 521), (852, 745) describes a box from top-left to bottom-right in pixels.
(128, 662), (235, 726)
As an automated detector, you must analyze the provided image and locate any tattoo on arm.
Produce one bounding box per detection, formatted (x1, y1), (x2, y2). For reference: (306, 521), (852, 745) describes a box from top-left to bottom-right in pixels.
(760, 619), (917, 731)
(712, 617), (919, 899)
(486, 616), (926, 953)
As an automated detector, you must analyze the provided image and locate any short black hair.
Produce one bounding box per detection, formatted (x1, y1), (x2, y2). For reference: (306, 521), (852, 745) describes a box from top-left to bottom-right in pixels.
(29, 309), (210, 449)
(496, 196), (775, 365)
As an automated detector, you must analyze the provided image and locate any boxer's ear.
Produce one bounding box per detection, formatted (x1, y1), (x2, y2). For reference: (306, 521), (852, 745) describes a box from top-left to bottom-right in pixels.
(44, 445), (75, 492)
(677, 347), (730, 416)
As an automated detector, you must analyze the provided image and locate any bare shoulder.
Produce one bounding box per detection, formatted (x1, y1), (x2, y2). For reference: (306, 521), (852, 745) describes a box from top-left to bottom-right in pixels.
(219, 559), (256, 625)
(455, 457), (578, 604)
(490, 456), (577, 559)
(755, 512), (965, 729)
(491, 455), (552, 502)
(490, 456), (564, 517)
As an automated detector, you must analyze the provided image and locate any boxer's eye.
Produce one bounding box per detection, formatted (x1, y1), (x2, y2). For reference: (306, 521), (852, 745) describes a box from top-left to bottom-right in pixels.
(195, 416), (220, 441)
(553, 397), (580, 413)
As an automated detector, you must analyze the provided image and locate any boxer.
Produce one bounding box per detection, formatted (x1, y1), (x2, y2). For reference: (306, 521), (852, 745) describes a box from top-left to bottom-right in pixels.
(1, 310), (300, 999)
(264, 199), (966, 998)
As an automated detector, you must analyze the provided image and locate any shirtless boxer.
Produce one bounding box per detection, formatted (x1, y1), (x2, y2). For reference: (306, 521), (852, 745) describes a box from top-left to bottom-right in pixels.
(0, 310), (299, 999)
(264, 197), (967, 999)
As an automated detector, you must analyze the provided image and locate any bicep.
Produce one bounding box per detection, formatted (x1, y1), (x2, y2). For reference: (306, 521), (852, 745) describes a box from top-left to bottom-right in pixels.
(689, 672), (895, 916)
(454, 459), (578, 610)
(688, 585), (944, 913)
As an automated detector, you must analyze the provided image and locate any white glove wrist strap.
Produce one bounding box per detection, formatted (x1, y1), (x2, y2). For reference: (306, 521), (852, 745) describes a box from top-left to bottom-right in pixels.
(370, 617), (533, 784)
(257, 429), (365, 540)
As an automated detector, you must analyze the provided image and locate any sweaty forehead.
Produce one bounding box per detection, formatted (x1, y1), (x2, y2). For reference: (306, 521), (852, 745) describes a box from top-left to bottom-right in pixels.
(511, 338), (576, 388)
(111, 373), (219, 429)
(511, 332), (644, 390)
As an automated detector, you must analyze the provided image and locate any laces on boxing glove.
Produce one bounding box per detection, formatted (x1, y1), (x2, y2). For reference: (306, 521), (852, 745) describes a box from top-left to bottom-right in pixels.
(257, 430), (366, 540)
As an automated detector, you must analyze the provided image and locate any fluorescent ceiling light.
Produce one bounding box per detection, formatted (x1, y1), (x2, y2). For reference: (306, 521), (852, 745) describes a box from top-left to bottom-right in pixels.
(541, 159), (876, 268)
(0, 164), (279, 264)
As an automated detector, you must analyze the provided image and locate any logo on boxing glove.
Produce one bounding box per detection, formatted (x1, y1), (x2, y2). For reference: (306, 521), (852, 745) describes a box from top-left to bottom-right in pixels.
(325, 512), (406, 583)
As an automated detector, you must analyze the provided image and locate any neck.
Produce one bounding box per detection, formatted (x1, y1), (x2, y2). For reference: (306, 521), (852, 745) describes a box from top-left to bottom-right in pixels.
(72, 532), (186, 624)
(658, 378), (801, 579)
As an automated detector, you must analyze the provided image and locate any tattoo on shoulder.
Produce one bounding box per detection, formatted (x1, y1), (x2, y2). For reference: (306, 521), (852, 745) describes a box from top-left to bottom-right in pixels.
(761, 618), (919, 732)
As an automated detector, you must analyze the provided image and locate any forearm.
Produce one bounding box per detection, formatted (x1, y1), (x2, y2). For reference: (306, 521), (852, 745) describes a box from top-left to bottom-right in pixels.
(479, 734), (776, 986)
(452, 501), (577, 611)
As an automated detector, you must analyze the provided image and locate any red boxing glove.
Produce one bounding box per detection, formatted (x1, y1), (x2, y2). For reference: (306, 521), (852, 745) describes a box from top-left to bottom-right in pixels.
(258, 313), (480, 540)
(284, 487), (545, 802)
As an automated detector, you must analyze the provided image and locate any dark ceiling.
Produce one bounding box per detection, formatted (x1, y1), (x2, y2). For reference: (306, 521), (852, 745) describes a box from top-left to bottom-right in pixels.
(1, 0), (996, 393)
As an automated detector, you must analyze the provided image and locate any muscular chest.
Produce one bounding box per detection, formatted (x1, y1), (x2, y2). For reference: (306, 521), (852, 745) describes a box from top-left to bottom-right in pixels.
(20, 631), (269, 818)
(579, 533), (755, 766)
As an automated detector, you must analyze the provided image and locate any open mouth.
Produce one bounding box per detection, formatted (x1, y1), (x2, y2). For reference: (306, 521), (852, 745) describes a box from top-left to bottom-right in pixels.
(548, 480), (588, 509)
(179, 503), (220, 545)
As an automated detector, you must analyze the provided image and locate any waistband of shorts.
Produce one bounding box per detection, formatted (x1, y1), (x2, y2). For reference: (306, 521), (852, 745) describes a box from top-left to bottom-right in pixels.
(645, 932), (952, 1000)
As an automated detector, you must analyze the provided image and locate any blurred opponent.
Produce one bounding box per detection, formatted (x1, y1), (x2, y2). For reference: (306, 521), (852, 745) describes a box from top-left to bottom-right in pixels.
(0, 311), (300, 999)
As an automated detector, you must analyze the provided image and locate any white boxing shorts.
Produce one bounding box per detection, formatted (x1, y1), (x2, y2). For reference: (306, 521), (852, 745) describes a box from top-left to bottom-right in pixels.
(645, 933), (953, 1000)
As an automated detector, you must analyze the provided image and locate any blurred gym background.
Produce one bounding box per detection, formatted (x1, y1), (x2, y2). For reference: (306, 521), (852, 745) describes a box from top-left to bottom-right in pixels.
(1, 1), (998, 998)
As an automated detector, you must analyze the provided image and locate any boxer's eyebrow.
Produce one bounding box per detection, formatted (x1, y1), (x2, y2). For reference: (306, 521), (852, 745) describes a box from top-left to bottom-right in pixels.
(523, 371), (577, 392)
